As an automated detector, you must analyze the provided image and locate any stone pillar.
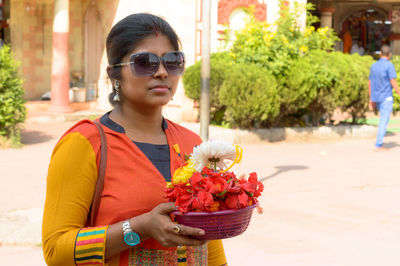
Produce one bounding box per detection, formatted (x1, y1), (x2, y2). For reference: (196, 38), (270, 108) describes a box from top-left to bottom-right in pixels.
(320, 8), (335, 28)
(390, 7), (400, 55)
(50, 0), (72, 112)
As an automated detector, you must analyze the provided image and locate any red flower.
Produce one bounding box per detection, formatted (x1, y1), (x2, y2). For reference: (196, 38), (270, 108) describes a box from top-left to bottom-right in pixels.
(225, 191), (249, 209)
(166, 166), (263, 213)
(190, 172), (214, 193)
(211, 176), (228, 195)
(192, 190), (214, 211)
(175, 190), (194, 213)
(226, 179), (241, 193)
(222, 171), (237, 181)
(240, 182), (257, 195)
(248, 172), (264, 197)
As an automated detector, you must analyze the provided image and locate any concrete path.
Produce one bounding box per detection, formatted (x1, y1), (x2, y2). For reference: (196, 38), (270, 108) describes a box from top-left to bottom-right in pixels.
(1, 119), (399, 265)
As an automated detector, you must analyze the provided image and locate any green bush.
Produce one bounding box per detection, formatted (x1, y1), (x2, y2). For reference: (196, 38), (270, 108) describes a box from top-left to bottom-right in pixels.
(219, 63), (280, 128)
(182, 52), (232, 124)
(336, 53), (372, 123)
(0, 45), (26, 147)
(224, 1), (341, 127)
(391, 56), (400, 113)
(183, 1), (374, 129)
(275, 51), (326, 126)
(304, 51), (372, 125)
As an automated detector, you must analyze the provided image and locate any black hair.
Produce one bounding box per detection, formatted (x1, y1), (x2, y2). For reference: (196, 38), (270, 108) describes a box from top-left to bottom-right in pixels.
(381, 45), (391, 57)
(106, 13), (181, 105)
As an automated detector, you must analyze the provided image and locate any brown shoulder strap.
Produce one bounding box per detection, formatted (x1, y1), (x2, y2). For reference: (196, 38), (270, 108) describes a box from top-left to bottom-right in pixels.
(89, 120), (108, 227)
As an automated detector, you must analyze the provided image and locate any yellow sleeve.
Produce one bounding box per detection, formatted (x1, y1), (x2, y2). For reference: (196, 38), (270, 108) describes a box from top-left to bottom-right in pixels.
(42, 132), (106, 266)
(207, 239), (227, 266)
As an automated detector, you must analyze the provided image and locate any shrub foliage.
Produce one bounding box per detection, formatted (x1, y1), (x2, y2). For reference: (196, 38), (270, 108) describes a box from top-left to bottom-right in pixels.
(182, 1), (385, 128)
(0, 45), (26, 146)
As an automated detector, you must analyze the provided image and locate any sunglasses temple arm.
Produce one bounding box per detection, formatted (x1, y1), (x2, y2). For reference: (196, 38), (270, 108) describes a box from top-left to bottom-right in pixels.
(111, 62), (132, 67)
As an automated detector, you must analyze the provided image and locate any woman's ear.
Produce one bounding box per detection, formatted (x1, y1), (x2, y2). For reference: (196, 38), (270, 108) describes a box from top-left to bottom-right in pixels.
(107, 65), (122, 81)
(106, 65), (114, 80)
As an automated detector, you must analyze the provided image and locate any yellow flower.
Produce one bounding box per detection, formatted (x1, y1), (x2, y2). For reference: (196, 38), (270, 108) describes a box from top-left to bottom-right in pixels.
(317, 27), (329, 35)
(281, 36), (289, 44)
(172, 159), (196, 184)
(263, 32), (274, 43)
(304, 26), (315, 37)
(299, 46), (308, 53)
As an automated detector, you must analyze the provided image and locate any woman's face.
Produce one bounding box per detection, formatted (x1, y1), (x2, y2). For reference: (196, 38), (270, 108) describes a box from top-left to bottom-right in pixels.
(118, 34), (180, 108)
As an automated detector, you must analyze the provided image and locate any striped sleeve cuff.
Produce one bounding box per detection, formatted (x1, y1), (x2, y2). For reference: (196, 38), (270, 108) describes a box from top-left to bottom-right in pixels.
(75, 226), (108, 265)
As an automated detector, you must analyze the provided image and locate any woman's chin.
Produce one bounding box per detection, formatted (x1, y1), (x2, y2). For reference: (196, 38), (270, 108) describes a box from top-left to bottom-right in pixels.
(147, 97), (173, 107)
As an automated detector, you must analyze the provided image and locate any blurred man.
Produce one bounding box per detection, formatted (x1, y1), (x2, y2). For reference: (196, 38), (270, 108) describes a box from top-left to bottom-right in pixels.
(368, 45), (400, 150)
(350, 40), (365, 56)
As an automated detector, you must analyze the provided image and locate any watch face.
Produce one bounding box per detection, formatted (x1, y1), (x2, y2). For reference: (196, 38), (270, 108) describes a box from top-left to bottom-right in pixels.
(124, 232), (140, 246)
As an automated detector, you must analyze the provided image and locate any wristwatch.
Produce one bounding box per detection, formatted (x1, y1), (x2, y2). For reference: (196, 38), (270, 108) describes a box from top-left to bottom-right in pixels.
(122, 219), (140, 246)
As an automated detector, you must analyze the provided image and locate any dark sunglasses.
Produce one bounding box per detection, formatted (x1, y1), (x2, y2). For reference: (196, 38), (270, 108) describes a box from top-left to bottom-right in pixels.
(111, 51), (185, 77)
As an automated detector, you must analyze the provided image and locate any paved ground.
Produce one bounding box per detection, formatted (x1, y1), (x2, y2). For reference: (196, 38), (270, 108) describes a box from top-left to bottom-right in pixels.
(1, 118), (400, 265)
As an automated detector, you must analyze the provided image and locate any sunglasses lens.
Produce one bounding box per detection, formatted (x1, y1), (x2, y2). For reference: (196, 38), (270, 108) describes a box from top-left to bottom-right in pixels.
(129, 52), (185, 76)
(163, 52), (185, 76)
(131, 53), (159, 76)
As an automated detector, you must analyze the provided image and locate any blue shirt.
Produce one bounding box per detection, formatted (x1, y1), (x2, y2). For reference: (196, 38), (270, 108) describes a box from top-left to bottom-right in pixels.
(369, 58), (397, 102)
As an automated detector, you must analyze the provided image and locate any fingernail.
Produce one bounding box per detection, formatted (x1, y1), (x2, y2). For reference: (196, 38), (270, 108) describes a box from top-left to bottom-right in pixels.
(199, 230), (205, 235)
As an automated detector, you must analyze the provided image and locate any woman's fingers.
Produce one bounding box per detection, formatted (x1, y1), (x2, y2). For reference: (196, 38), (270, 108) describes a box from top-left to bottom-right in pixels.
(155, 202), (177, 214)
(154, 202), (206, 236)
(147, 202), (207, 247)
(169, 235), (206, 247)
(170, 223), (205, 237)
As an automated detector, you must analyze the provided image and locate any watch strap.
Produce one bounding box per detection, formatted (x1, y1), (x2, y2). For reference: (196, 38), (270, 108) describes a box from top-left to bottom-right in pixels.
(122, 219), (133, 234)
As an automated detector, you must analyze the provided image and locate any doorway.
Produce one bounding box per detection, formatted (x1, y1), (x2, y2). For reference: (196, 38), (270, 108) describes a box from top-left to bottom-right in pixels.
(340, 8), (390, 56)
(0, 0), (10, 45)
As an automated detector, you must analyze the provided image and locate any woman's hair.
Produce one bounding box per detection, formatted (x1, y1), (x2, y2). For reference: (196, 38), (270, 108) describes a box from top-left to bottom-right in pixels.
(106, 13), (181, 105)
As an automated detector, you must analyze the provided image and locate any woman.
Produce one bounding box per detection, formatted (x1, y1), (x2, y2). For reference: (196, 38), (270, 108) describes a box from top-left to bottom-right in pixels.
(42, 13), (227, 265)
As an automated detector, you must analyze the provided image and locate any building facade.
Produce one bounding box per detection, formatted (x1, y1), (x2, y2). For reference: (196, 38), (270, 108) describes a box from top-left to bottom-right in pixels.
(310, 0), (400, 55)
(3, 0), (400, 120)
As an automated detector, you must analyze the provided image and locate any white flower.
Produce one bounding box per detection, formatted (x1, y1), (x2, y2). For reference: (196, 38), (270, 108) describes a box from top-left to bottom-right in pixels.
(190, 140), (239, 172)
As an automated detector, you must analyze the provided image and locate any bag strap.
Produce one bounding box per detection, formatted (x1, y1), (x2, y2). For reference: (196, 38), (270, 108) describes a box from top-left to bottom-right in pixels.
(88, 120), (108, 227)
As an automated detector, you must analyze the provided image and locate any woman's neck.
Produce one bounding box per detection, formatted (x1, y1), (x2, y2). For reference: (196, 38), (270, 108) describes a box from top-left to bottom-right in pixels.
(109, 104), (167, 144)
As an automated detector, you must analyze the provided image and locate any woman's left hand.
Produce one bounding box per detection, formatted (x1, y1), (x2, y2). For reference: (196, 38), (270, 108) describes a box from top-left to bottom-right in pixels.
(135, 202), (207, 247)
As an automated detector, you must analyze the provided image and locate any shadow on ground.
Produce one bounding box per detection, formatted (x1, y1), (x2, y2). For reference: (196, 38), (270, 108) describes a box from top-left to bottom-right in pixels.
(260, 165), (309, 182)
(384, 141), (400, 149)
(21, 130), (53, 145)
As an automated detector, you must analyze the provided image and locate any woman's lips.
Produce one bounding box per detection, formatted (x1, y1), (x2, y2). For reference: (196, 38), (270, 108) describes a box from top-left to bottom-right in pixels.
(150, 85), (170, 93)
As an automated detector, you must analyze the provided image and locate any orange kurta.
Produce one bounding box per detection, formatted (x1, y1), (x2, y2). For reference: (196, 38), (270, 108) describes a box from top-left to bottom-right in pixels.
(42, 116), (226, 266)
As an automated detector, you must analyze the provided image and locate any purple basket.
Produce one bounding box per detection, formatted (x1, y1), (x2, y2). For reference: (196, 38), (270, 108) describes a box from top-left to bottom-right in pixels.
(172, 204), (257, 240)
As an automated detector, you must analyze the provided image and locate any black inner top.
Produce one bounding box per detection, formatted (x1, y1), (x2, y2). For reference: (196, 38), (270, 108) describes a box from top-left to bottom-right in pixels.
(100, 113), (171, 182)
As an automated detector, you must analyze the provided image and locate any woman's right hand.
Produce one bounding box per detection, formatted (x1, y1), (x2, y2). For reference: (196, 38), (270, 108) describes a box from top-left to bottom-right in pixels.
(136, 202), (207, 247)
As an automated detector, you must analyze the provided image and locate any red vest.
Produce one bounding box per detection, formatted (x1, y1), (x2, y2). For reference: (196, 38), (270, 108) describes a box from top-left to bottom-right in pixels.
(66, 119), (202, 252)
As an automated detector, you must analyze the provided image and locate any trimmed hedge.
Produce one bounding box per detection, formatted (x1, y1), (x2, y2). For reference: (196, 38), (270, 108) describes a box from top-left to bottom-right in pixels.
(391, 56), (400, 113)
(219, 63), (280, 128)
(182, 52), (231, 125)
(0, 45), (26, 147)
(183, 51), (374, 128)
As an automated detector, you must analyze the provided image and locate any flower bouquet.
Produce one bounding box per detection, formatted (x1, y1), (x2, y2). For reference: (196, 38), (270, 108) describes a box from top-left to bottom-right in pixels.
(166, 140), (264, 240)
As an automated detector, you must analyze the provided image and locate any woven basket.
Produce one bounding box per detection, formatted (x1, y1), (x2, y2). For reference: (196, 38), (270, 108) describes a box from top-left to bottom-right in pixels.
(172, 204), (257, 240)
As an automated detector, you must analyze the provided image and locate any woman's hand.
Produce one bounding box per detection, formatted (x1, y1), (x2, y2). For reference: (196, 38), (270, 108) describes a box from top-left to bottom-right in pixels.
(136, 202), (207, 247)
